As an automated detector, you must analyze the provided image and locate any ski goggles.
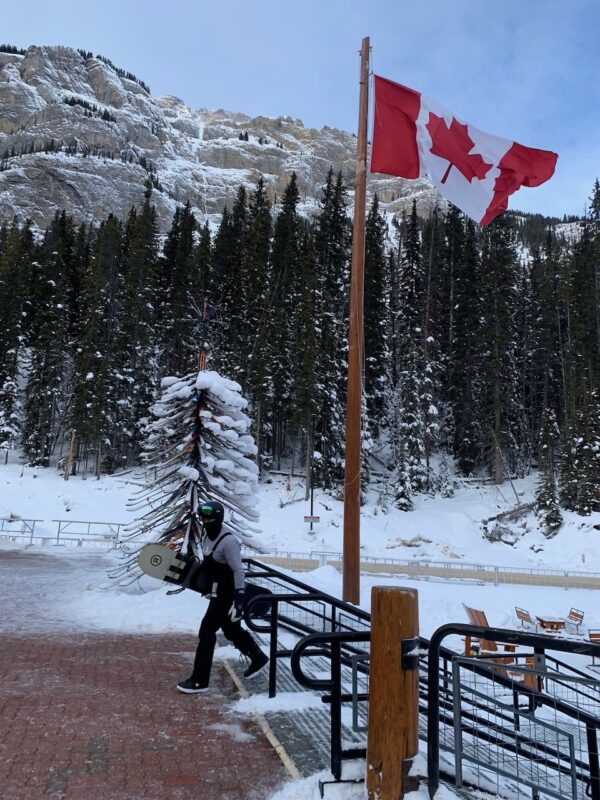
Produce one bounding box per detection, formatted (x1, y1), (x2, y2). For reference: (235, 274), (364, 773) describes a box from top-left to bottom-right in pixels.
(199, 504), (216, 519)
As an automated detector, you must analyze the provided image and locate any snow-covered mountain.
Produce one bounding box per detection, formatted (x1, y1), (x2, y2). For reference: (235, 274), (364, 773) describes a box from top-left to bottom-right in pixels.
(0, 45), (437, 231)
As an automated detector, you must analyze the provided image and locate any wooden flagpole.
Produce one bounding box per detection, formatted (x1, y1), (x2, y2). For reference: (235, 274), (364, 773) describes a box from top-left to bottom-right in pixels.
(343, 36), (370, 604)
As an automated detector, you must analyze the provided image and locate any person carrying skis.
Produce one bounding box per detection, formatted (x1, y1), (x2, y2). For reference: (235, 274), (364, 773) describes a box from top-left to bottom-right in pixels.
(176, 499), (269, 693)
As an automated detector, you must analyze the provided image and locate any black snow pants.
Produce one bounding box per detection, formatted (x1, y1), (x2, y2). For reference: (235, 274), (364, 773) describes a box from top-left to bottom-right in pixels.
(191, 588), (258, 686)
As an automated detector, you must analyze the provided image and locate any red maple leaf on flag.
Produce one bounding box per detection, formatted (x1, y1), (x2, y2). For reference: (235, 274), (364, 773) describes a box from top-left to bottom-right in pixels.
(426, 112), (493, 184)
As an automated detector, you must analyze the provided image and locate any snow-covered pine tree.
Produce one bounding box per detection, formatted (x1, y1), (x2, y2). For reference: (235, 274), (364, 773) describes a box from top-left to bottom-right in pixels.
(529, 232), (563, 447)
(0, 221), (33, 451)
(360, 388), (373, 492)
(290, 228), (320, 484)
(210, 186), (248, 383)
(241, 178), (273, 440)
(420, 206), (445, 480)
(535, 406), (562, 537)
(268, 173), (301, 469)
(196, 221), (212, 300)
(22, 215), (72, 466)
(589, 178), (600, 222)
(389, 200), (427, 502)
(393, 444), (414, 511)
(561, 216), (599, 427)
(312, 170), (350, 489)
(158, 202), (200, 377)
(478, 213), (521, 482)
(448, 211), (480, 474)
(124, 369), (261, 561)
(512, 249), (533, 476)
(68, 214), (124, 473)
(573, 386), (600, 516)
(364, 194), (390, 439)
(112, 196), (160, 465)
(558, 416), (578, 511)
(398, 341), (427, 496)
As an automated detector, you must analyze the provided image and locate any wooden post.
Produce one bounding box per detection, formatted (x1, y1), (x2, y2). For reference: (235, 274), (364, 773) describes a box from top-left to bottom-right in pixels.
(64, 431), (76, 481)
(343, 35), (370, 605)
(367, 586), (419, 799)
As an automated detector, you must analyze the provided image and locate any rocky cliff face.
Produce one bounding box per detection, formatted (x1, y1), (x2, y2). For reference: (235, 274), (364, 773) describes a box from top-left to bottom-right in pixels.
(0, 46), (437, 231)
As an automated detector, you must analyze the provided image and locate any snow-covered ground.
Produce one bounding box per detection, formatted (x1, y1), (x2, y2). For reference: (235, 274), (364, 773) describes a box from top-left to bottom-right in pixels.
(2, 460), (600, 799)
(2, 458), (600, 635)
(3, 459), (600, 572)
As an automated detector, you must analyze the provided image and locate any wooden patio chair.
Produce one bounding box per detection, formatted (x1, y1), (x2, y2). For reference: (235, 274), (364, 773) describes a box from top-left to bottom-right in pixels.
(588, 630), (600, 668)
(461, 605), (544, 690)
(515, 606), (538, 631)
(462, 603), (516, 664)
(563, 608), (585, 633)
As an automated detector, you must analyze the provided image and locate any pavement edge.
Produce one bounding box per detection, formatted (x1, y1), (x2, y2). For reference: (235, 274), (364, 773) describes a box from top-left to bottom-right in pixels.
(222, 658), (302, 781)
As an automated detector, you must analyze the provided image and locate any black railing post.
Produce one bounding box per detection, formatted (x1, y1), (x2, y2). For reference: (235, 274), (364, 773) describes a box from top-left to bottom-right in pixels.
(427, 629), (442, 798)
(330, 639), (342, 781)
(269, 599), (279, 699)
(587, 724), (600, 800)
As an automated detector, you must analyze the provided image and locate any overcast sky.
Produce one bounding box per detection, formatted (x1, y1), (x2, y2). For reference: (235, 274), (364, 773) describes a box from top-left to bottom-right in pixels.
(3, 0), (600, 217)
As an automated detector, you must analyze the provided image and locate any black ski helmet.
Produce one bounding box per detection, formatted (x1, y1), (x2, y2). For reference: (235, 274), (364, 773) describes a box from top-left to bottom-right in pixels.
(198, 500), (225, 525)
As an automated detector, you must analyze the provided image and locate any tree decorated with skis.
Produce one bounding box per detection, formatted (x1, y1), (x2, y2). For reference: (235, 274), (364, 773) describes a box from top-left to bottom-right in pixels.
(115, 369), (262, 585)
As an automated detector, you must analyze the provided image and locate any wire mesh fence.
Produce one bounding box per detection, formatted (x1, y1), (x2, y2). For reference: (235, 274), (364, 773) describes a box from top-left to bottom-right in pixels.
(449, 656), (592, 798)
(427, 626), (600, 800)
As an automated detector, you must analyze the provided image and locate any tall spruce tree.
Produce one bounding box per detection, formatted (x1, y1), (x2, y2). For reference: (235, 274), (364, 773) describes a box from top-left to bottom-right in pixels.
(312, 171), (351, 488)
(535, 406), (562, 536)
(211, 186), (248, 382)
(529, 232), (564, 440)
(160, 202), (200, 377)
(393, 201), (427, 498)
(291, 229), (320, 481)
(242, 179), (273, 457)
(478, 213), (521, 482)
(112, 197), (160, 464)
(268, 173), (301, 468)
(363, 194), (389, 438)
(22, 214), (75, 465)
(420, 206), (446, 480)
(68, 214), (124, 472)
(0, 222), (33, 450)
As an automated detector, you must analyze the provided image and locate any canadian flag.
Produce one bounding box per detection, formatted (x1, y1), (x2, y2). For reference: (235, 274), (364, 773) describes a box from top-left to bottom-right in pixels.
(371, 75), (558, 225)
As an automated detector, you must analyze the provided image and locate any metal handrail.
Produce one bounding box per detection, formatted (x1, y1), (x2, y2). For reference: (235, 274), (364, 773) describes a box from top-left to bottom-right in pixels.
(243, 557), (370, 621)
(244, 563), (371, 698)
(290, 630), (370, 782)
(245, 592), (335, 698)
(290, 630), (370, 690)
(426, 623), (600, 799)
(243, 561), (600, 798)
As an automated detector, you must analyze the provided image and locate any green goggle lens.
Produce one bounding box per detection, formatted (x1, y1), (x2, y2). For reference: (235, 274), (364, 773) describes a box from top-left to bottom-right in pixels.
(200, 505), (214, 518)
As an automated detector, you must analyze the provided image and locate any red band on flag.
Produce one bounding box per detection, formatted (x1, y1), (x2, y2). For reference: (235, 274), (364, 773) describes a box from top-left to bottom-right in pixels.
(480, 142), (558, 225)
(371, 76), (421, 179)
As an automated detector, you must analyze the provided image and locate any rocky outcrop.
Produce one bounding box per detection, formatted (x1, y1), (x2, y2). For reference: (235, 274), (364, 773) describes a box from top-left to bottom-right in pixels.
(0, 45), (439, 231)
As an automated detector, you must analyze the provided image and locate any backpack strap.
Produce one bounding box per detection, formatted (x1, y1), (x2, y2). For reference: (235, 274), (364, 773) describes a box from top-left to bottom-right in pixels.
(207, 531), (232, 554)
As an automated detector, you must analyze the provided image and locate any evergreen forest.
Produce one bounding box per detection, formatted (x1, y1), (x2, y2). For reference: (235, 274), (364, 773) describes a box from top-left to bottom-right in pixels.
(2, 172), (600, 532)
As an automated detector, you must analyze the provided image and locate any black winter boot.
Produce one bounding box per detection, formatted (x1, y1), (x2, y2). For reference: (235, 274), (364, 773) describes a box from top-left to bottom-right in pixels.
(243, 641), (269, 679)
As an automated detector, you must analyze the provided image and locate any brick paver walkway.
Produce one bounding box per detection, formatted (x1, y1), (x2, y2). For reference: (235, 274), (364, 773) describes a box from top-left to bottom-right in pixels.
(0, 551), (289, 799)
